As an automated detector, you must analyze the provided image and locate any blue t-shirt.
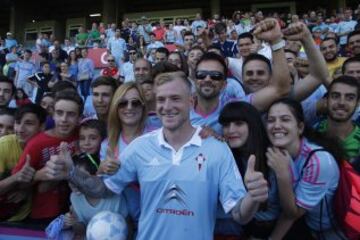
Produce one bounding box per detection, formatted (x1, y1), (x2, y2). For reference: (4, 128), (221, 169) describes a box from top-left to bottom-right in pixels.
(290, 138), (339, 231)
(70, 192), (128, 225)
(15, 60), (36, 84)
(222, 77), (246, 100)
(107, 37), (127, 61)
(104, 127), (247, 240)
(146, 112), (162, 131)
(301, 85), (327, 127)
(215, 162), (280, 236)
(213, 40), (238, 58)
(100, 135), (140, 222)
(190, 94), (252, 134)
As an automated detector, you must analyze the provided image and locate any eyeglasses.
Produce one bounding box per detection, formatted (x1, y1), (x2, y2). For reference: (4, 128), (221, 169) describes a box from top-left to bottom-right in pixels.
(107, 59), (115, 62)
(118, 99), (143, 109)
(129, 52), (137, 55)
(195, 70), (225, 81)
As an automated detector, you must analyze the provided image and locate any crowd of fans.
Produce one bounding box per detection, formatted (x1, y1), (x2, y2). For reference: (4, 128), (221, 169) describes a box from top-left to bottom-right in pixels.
(0, 4), (360, 240)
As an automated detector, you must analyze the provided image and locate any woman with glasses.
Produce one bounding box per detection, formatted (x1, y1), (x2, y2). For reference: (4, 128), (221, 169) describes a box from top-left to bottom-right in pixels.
(98, 82), (149, 166)
(97, 82), (151, 235)
(120, 47), (138, 82)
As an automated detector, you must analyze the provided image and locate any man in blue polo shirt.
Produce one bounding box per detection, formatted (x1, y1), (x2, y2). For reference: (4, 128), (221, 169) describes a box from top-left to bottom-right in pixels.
(44, 71), (269, 240)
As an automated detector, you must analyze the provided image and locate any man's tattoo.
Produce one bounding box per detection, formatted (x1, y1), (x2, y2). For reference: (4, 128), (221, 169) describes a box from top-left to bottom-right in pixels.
(69, 167), (112, 198)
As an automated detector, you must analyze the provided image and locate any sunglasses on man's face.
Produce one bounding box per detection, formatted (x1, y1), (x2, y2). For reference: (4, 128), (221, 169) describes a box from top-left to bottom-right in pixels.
(118, 99), (143, 109)
(195, 70), (225, 81)
(107, 59), (115, 62)
(129, 52), (137, 55)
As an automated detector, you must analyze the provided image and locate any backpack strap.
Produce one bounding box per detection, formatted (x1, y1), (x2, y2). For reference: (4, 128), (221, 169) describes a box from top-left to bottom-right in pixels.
(300, 148), (325, 178)
(302, 148), (347, 240)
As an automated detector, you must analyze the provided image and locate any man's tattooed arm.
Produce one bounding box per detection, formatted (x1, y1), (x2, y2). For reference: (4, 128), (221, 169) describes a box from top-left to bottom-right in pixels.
(68, 167), (113, 198)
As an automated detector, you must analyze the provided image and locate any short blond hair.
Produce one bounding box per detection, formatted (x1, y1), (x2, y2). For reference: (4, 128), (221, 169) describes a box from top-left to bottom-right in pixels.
(154, 71), (191, 90)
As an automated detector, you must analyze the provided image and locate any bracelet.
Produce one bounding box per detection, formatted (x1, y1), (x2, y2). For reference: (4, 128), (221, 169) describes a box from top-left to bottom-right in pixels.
(271, 40), (286, 51)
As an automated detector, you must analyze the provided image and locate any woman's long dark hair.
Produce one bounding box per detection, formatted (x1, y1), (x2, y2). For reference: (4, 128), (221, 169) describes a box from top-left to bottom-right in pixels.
(219, 101), (270, 180)
(267, 98), (344, 162)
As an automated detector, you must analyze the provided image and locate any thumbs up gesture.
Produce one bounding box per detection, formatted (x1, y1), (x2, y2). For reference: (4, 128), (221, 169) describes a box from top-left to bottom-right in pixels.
(45, 142), (74, 180)
(244, 155), (268, 203)
(97, 147), (120, 175)
(15, 154), (35, 183)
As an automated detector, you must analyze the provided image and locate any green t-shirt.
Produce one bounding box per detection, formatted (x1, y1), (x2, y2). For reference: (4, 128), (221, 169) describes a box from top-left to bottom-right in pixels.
(318, 120), (360, 160)
(0, 134), (23, 179)
(76, 32), (89, 46)
(89, 30), (100, 40)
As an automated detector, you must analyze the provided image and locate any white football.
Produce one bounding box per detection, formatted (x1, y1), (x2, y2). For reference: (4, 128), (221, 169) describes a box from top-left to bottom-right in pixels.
(86, 211), (128, 240)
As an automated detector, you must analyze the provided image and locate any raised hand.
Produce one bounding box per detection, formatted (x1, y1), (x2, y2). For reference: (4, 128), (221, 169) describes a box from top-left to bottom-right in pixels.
(15, 155), (35, 183)
(244, 155), (268, 203)
(283, 22), (311, 42)
(253, 18), (283, 44)
(63, 210), (77, 229)
(266, 147), (291, 177)
(45, 142), (74, 180)
(97, 147), (120, 175)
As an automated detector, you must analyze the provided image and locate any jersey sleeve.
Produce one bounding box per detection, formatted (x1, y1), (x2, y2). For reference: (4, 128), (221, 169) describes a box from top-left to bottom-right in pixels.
(295, 151), (339, 210)
(218, 143), (247, 213)
(103, 145), (137, 195)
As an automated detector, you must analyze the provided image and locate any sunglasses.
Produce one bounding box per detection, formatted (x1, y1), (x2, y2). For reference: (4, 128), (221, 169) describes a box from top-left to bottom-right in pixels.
(195, 70), (225, 81)
(118, 99), (143, 109)
(107, 59), (115, 62)
(129, 52), (137, 55)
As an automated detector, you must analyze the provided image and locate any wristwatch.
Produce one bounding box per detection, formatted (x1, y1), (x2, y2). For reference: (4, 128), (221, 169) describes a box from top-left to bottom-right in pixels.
(271, 39), (286, 51)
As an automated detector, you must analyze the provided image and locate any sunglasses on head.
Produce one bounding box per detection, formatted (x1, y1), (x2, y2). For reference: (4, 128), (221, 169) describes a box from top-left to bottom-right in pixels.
(195, 70), (225, 81)
(118, 99), (143, 109)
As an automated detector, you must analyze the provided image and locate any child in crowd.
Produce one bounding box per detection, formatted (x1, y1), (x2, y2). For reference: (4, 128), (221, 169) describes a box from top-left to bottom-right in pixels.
(61, 119), (128, 238)
(39, 92), (55, 130)
(15, 88), (31, 107)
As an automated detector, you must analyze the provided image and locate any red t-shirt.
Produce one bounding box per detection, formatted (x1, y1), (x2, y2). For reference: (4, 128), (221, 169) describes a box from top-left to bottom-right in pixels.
(153, 28), (166, 41)
(12, 131), (79, 219)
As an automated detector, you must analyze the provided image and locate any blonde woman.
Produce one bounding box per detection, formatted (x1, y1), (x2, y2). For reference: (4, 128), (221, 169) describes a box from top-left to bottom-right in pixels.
(97, 82), (149, 230)
(99, 82), (148, 170)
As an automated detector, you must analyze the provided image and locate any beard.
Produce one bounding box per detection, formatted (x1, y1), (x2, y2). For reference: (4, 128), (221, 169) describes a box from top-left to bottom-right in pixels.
(328, 107), (356, 123)
(325, 53), (337, 62)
